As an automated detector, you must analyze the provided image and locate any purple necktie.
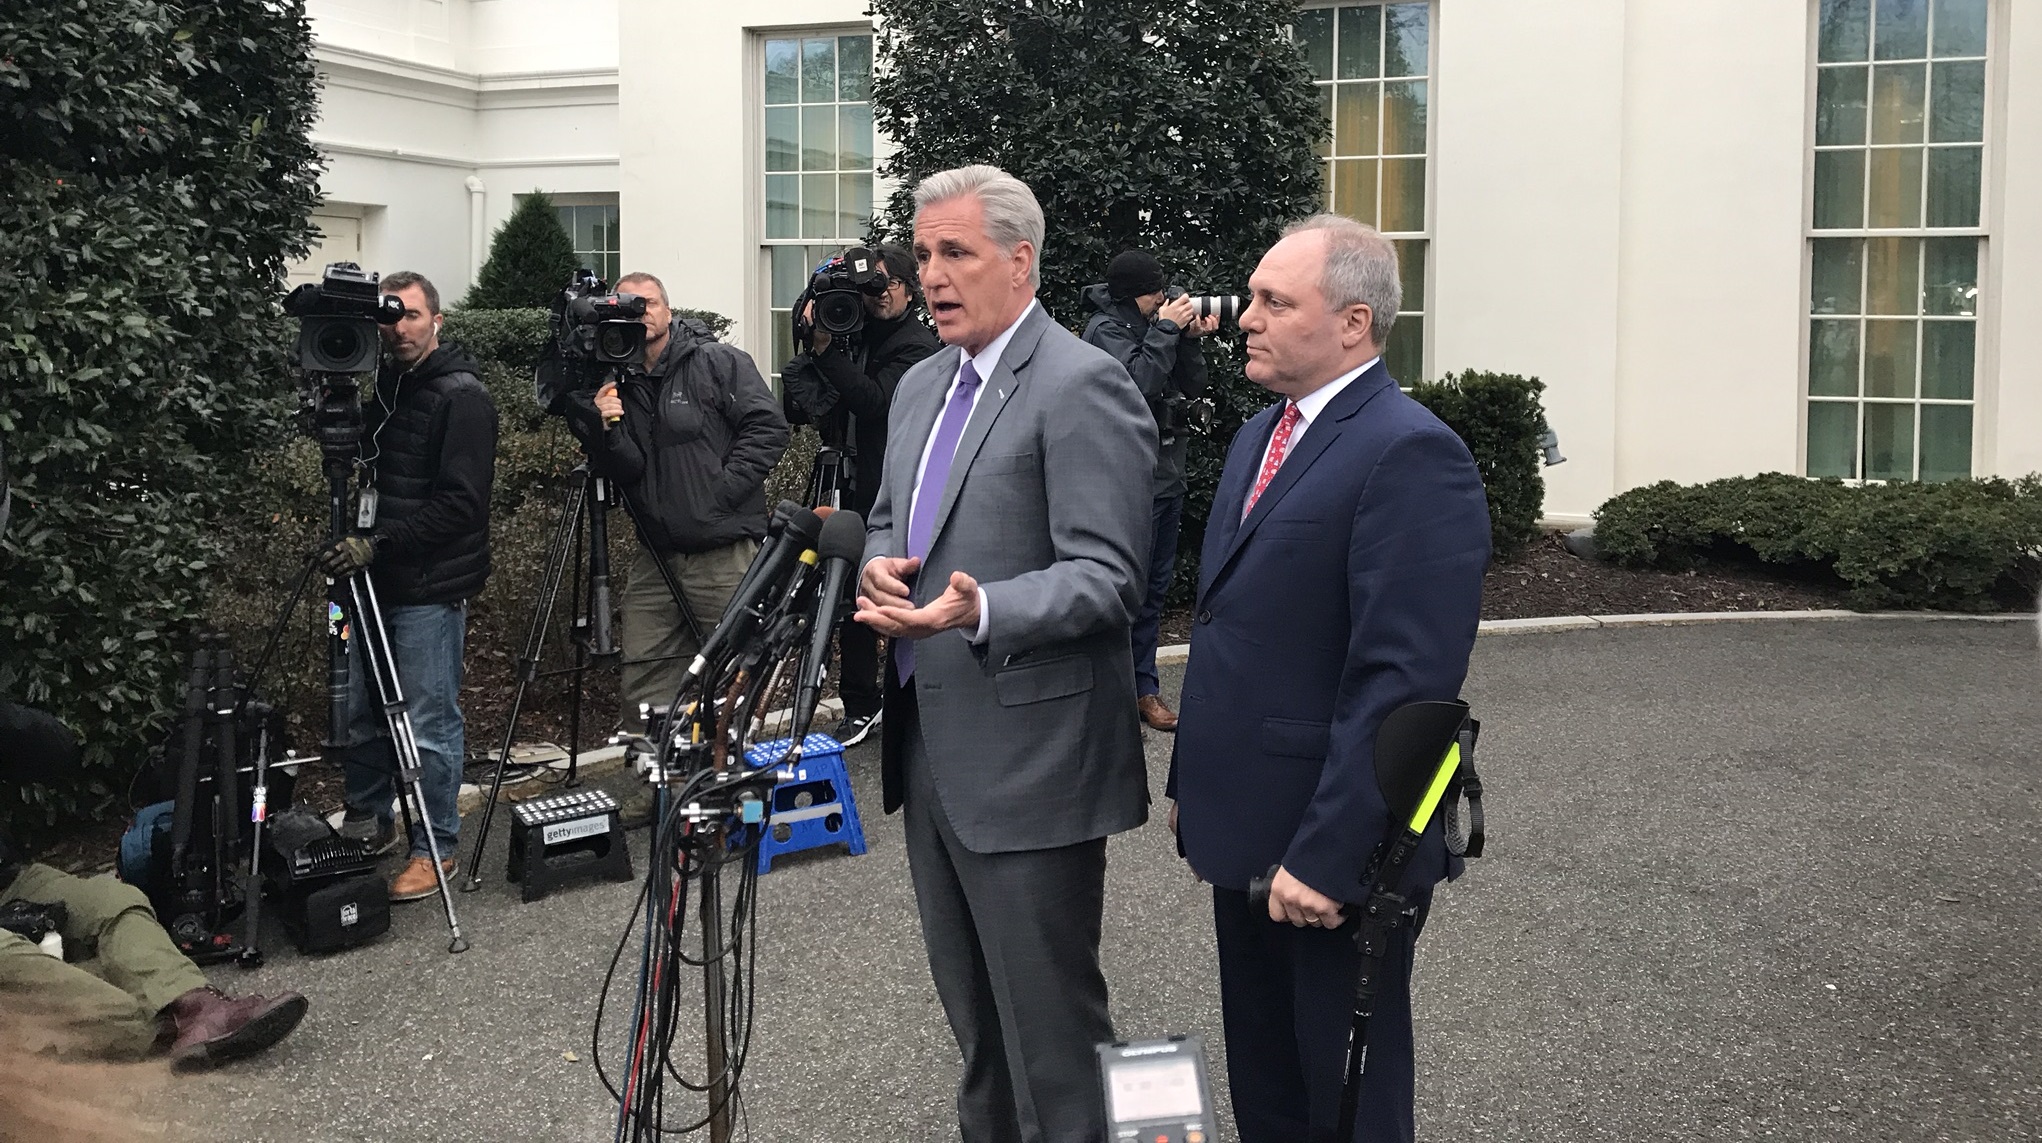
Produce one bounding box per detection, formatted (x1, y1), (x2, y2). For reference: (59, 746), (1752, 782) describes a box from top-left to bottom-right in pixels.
(896, 359), (983, 684)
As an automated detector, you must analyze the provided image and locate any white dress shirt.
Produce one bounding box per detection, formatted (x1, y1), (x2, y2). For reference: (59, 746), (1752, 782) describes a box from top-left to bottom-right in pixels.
(1251, 356), (1380, 481)
(899, 299), (1040, 643)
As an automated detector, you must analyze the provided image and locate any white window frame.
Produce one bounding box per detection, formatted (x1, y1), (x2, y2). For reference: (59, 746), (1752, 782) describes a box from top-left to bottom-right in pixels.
(1798, 0), (1997, 482)
(750, 25), (883, 388)
(1299, 0), (1439, 383)
(549, 192), (622, 285)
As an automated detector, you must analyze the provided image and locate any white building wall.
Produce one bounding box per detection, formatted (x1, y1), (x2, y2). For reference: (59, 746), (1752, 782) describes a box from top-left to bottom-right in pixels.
(1986, 2), (2041, 481)
(1607, 0), (1812, 509)
(307, 1), (2035, 518)
(304, 0), (620, 302)
(1432, 0), (1629, 522)
(617, 0), (872, 374)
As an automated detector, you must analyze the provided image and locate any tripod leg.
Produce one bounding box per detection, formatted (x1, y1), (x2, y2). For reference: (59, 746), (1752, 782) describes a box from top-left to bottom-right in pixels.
(462, 476), (589, 890)
(699, 848), (733, 1143)
(347, 574), (469, 953)
(240, 716), (271, 970)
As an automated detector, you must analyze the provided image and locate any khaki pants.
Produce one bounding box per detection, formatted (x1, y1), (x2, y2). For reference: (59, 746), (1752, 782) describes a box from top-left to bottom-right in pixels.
(0, 864), (208, 1058)
(619, 539), (757, 729)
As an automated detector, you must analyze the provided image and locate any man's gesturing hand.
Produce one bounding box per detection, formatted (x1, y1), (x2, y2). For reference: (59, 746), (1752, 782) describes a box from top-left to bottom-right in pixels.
(1266, 866), (1343, 929)
(856, 568), (980, 640)
(858, 555), (919, 611)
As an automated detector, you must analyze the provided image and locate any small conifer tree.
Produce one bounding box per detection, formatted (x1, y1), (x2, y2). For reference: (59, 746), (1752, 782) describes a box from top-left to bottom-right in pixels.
(464, 191), (580, 309)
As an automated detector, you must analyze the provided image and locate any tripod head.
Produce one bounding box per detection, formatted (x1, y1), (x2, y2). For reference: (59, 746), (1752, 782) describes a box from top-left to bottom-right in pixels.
(302, 371), (367, 489)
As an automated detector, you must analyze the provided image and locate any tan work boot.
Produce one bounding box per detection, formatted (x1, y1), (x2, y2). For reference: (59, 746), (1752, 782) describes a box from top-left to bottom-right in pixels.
(389, 855), (456, 902)
(1138, 694), (1179, 733)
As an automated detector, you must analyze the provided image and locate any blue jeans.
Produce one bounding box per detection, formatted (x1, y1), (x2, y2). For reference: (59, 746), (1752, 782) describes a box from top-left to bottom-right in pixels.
(1132, 494), (1183, 698)
(340, 600), (467, 860)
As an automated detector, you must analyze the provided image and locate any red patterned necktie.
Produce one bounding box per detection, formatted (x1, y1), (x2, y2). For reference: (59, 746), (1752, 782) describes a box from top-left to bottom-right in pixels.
(1242, 401), (1302, 519)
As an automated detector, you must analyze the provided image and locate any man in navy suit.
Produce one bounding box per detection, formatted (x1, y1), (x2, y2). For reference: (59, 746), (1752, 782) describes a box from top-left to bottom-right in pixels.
(1167, 214), (1490, 1142)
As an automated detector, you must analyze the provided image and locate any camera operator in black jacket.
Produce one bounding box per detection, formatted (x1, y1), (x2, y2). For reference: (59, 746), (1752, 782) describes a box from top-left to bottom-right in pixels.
(0, 442), (306, 1067)
(313, 270), (498, 901)
(1080, 250), (1217, 734)
(561, 272), (790, 755)
(778, 243), (938, 745)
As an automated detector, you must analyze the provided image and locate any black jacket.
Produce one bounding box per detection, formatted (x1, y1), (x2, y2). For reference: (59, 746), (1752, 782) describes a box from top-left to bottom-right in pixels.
(781, 312), (940, 514)
(1080, 284), (1209, 499)
(365, 342), (498, 606)
(565, 318), (789, 555)
(0, 700), (78, 887)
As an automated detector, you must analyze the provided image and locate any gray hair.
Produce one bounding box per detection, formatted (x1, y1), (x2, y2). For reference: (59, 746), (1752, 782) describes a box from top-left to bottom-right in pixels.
(912, 164), (1045, 288)
(1281, 213), (1400, 345)
(615, 271), (669, 305)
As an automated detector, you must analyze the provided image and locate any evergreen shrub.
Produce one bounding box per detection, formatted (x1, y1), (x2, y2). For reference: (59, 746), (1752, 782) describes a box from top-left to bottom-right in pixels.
(1594, 473), (2042, 610)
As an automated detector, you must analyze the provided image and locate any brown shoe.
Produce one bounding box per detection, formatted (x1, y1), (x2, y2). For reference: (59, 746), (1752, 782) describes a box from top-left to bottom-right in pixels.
(1138, 694), (1179, 733)
(166, 986), (308, 1069)
(390, 855), (456, 902)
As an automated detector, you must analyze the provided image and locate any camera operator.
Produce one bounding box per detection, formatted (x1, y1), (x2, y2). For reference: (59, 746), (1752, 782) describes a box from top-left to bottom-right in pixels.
(1081, 249), (1217, 733)
(315, 271), (499, 902)
(0, 443), (307, 1068)
(561, 273), (789, 780)
(779, 244), (939, 745)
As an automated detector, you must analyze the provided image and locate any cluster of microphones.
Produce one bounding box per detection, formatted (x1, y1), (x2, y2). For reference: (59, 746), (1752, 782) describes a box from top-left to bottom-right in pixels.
(670, 498), (867, 753)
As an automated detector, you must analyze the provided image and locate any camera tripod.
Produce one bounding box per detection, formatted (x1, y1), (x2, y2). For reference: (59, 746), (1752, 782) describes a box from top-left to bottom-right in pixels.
(459, 407), (706, 893)
(248, 371), (469, 953)
(805, 444), (848, 511)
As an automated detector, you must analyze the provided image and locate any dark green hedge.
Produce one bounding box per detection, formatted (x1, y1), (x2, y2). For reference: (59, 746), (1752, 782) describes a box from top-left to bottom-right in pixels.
(1407, 371), (1548, 561)
(1594, 472), (2042, 610)
(0, 0), (321, 833)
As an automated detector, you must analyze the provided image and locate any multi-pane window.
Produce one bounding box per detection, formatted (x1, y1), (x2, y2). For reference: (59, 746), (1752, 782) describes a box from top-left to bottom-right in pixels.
(1295, 3), (1432, 383)
(1807, 0), (1988, 481)
(554, 199), (621, 284)
(764, 32), (875, 381)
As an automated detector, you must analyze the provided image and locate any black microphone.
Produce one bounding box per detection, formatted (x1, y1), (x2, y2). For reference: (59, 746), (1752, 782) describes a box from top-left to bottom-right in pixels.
(686, 506), (824, 685)
(789, 509), (867, 745)
(721, 500), (803, 626)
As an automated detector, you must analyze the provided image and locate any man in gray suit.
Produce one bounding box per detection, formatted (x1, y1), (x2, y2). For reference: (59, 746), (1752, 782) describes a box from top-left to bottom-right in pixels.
(855, 165), (1155, 1143)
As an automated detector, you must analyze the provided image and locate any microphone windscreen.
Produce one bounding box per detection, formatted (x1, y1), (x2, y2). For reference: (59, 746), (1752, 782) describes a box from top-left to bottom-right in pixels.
(817, 509), (866, 563)
(783, 507), (825, 547)
(812, 504), (836, 519)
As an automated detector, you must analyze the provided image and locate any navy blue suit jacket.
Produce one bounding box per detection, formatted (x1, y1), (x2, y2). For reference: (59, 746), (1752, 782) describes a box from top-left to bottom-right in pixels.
(1167, 361), (1490, 902)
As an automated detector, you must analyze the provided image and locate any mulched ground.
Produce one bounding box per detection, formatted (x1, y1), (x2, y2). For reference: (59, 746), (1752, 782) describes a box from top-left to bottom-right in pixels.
(28, 531), (1862, 874)
(1476, 530), (1853, 618)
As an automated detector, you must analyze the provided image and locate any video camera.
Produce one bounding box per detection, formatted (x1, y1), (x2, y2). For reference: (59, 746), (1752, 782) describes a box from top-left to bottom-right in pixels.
(536, 269), (650, 414)
(283, 262), (404, 374)
(791, 246), (887, 348)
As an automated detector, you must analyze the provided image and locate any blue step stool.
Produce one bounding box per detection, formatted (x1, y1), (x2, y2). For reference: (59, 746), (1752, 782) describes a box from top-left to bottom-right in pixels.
(742, 733), (869, 875)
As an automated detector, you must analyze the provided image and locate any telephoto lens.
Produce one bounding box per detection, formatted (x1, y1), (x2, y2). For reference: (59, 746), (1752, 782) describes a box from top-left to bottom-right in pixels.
(1190, 295), (1245, 322)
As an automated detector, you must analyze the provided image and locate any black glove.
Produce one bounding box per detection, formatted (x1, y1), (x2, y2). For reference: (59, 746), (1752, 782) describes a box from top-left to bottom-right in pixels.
(0, 899), (66, 941)
(314, 535), (376, 579)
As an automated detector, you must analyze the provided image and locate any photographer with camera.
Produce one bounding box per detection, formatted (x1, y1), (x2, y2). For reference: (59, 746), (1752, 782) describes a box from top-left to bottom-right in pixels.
(779, 244), (939, 744)
(0, 442), (307, 1068)
(315, 271), (499, 902)
(1081, 250), (1217, 733)
(560, 273), (790, 762)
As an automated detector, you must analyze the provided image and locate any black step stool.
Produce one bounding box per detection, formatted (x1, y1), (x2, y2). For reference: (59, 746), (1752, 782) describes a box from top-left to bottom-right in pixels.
(507, 789), (634, 903)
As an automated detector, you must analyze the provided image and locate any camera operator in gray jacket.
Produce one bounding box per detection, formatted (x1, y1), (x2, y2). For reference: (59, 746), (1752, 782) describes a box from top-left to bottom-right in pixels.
(1080, 249), (1217, 733)
(561, 273), (790, 753)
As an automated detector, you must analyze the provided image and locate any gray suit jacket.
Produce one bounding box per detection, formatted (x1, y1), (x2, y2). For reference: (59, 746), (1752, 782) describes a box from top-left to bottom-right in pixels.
(865, 302), (1156, 853)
